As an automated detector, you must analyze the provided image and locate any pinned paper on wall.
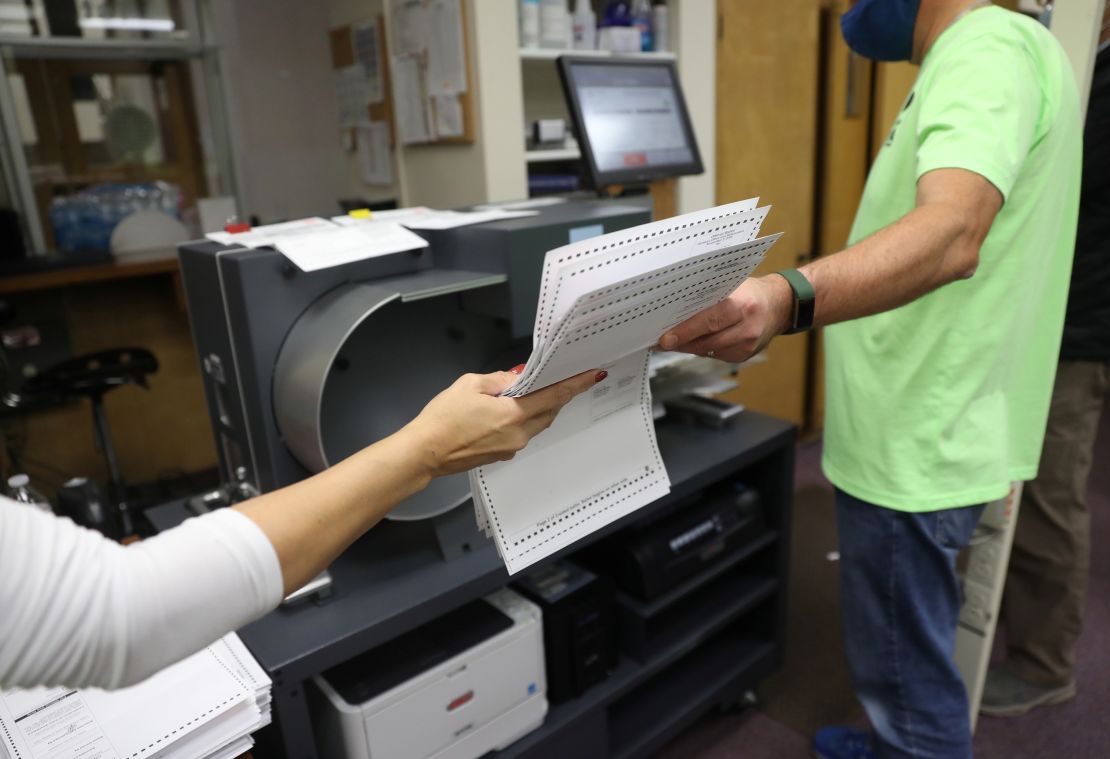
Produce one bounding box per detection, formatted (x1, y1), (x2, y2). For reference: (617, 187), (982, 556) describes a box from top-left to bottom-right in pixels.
(424, 0), (467, 96)
(357, 121), (393, 185)
(335, 65), (370, 127)
(387, 0), (473, 145)
(392, 54), (433, 144)
(433, 94), (464, 138)
(389, 0), (426, 56)
(351, 20), (384, 105)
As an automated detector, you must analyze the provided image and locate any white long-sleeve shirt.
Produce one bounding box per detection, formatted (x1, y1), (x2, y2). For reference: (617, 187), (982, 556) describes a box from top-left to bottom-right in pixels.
(0, 496), (283, 690)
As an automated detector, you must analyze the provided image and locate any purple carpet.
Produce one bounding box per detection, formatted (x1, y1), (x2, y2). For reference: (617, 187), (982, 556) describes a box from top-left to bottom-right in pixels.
(653, 405), (1110, 758)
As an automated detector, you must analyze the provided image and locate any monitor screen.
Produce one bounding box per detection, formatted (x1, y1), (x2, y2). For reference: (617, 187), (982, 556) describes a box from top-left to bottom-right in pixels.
(558, 57), (703, 188)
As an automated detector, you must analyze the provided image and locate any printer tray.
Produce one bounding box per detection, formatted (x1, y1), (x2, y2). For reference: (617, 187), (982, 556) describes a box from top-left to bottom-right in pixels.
(321, 599), (513, 704)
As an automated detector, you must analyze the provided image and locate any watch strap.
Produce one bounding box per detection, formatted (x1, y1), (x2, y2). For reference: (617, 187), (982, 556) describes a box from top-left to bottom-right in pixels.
(775, 269), (815, 334)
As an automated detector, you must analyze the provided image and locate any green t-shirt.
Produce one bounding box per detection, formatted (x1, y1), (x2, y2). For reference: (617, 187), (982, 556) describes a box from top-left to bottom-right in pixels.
(822, 7), (1082, 512)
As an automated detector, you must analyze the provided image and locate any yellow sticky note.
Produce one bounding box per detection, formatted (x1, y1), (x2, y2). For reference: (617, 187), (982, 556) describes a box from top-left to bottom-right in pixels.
(349, 208), (372, 219)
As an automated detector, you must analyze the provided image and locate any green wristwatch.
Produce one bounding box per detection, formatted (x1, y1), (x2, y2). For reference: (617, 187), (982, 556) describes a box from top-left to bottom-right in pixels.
(775, 269), (815, 335)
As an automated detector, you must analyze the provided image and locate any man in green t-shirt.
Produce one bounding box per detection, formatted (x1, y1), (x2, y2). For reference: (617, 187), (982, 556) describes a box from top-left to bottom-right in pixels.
(658, 1), (1082, 757)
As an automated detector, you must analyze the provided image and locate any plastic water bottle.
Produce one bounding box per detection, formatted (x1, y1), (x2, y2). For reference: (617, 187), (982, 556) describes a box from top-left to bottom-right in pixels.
(7, 474), (52, 513)
(520, 0), (541, 48)
(631, 0), (652, 51)
(573, 0), (596, 49)
(652, 0), (668, 52)
(539, 0), (569, 49)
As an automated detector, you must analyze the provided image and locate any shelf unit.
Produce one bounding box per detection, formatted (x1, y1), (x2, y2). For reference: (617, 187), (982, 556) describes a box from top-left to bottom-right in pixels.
(147, 413), (794, 759)
(519, 47), (677, 61)
(492, 536), (782, 759)
(525, 147), (582, 163)
(518, 31), (678, 198)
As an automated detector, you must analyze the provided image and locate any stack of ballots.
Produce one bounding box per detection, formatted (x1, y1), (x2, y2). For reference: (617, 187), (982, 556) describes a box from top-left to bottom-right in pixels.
(0, 633), (271, 759)
(470, 198), (780, 574)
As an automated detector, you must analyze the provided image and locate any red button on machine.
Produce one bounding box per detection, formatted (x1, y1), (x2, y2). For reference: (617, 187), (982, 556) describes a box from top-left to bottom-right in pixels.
(447, 690), (474, 711)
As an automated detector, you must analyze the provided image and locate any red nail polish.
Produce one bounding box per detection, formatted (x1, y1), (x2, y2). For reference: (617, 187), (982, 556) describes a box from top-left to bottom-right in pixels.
(510, 364), (526, 375)
(595, 371), (608, 383)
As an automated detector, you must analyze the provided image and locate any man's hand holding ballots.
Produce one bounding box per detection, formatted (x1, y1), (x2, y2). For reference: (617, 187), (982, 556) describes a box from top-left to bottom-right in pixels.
(470, 198), (780, 573)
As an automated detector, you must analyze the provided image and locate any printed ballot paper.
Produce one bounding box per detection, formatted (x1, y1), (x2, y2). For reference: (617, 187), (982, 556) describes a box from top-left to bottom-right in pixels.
(206, 216), (429, 272)
(0, 634), (270, 759)
(204, 209), (538, 271)
(471, 198), (780, 573)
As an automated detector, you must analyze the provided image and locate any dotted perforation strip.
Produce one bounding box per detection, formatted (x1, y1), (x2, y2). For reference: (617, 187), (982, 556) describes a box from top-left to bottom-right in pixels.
(480, 352), (664, 561)
(508, 352), (667, 560)
(511, 470), (655, 548)
(535, 210), (767, 346)
(514, 254), (763, 396)
(578, 241), (765, 305)
(220, 642), (259, 690)
(554, 208), (764, 266)
(564, 269), (754, 346)
(508, 350), (661, 557)
(513, 477), (663, 560)
(1, 713), (21, 759)
(566, 219), (762, 281)
(518, 258), (751, 396)
(125, 695), (239, 759)
(208, 644), (251, 695)
(510, 348), (666, 557)
(575, 245), (767, 320)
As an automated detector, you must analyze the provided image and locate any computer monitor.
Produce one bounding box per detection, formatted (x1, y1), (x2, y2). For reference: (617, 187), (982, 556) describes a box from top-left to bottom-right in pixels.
(558, 56), (704, 188)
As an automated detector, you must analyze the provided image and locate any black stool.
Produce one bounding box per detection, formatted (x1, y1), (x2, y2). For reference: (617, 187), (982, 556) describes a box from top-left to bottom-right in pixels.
(21, 347), (158, 534)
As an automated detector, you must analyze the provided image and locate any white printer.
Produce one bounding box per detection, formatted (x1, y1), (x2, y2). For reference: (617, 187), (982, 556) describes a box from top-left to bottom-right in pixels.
(314, 588), (547, 759)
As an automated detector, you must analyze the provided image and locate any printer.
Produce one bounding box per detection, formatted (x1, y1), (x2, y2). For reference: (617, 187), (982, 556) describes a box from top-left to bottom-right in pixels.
(313, 588), (546, 759)
(585, 481), (766, 601)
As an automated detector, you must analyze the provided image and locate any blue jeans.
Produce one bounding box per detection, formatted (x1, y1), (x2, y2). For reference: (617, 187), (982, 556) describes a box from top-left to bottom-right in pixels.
(836, 489), (985, 759)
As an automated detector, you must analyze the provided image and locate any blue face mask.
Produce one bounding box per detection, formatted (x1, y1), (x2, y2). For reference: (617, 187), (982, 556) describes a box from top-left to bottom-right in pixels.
(840, 0), (922, 61)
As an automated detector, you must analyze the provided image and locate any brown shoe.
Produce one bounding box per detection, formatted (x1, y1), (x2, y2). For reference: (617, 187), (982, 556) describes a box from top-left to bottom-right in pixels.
(980, 665), (1077, 717)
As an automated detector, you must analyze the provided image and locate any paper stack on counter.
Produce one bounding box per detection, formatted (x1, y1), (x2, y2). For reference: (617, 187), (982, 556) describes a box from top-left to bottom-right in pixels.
(204, 208), (539, 271)
(0, 633), (271, 759)
(470, 198), (780, 574)
(206, 216), (430, 272)
(368, 206), (539, 229)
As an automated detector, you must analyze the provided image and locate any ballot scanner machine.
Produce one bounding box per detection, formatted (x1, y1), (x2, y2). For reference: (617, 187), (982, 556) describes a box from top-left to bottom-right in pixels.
(165, 200), (797, 759)
(177, 201), (649, 557)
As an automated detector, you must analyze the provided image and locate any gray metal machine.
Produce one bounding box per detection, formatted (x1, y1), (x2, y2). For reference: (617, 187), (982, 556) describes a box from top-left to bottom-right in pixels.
(177, 201), (651, 561)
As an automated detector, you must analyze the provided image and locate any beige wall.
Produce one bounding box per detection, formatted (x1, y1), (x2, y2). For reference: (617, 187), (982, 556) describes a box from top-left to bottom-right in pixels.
(329, 0), (404, 206)
(1050, 0), (1106, 117)
(212, 0), (349, 222)
(673, 0), (717, 214)
(388, 0), (527, 207)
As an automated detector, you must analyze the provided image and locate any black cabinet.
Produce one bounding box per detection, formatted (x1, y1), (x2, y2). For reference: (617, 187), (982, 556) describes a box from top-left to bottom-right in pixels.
(148, 412), (795, 759)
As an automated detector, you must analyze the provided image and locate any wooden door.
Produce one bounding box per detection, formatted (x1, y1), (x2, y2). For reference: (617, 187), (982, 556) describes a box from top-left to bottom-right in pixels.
(714, 0), (821, 427)
(811, 0), (876, 431)
(871, 61), (918, 160)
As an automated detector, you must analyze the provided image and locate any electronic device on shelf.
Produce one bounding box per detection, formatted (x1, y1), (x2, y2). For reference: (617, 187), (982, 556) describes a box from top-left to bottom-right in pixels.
(513, 560), (618, 704)
(663, 393), (745, 427)
(558, 55), (703, 189)
(588, 483), (766, 602)
(313, 588), (547, 759)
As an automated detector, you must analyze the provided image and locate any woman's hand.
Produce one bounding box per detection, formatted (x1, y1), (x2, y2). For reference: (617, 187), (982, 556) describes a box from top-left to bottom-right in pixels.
(401, 368), (605, 477)
(657, 276), (794, 363)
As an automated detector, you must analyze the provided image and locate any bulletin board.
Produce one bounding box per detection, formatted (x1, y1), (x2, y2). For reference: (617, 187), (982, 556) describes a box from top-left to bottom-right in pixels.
(385, 0), (475, 146)
(329, 16), (396, 185)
